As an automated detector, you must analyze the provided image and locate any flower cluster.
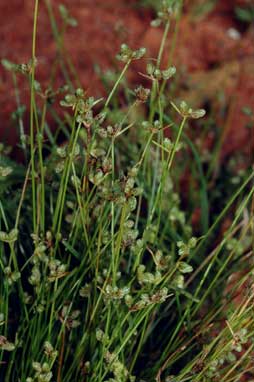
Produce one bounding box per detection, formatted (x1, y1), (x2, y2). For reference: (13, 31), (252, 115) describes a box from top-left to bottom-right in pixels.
(26, 342), (57, 382)
(172, 101), (206, 120)
(4, 266), (21, 286)
(27, 362), (52, 382)
(117, 44), (146, 63)
(103, 284), (130, 302)
(59, 304), (81, 330)
(0, 335), (15, 351)
(177, 237), (197, 257)
(0, 165), (13, 177)
(142, 119), (164, 134)
(48, 259), (67, 282)
(151, 0), (181, 27)
(1, 57), (36, 75)
(96, 328), (109, 345)
(137, 264), (162, 286)
(100, 170), (143, 213)
(104, 350), (131, 382)
(134, 85), (150, 103)
(79, 283), (91, 298)
(43, 341), (58, 359)
(122, 220), (139, 250)
(0, 228), (18, 243)
(60, 88), (103, 128)
(129, 287), (169, 312)
(28, 232), (67, 292)
(146, 63), (176, 81)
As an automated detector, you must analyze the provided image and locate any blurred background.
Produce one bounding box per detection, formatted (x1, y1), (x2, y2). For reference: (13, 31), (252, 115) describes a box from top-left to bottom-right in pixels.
(0, 0), (253, 163)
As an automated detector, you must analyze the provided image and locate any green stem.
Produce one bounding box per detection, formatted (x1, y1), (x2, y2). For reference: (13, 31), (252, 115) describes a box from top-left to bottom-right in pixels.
(12, 73), (26, 154)
(111, 137), (116, 284)
(30, 0), (39, 232)
(157, 20), (170, 68)
(167, 116), (187, 171)
(147, 116), (187, 226)
(54, 121), (82, 250)
(160, 1), (183, 96)
(48, 279), (58, 338)
(148, 20), (170, 124)
(105, 59), (131, 109)
(37, 102), (47, 233)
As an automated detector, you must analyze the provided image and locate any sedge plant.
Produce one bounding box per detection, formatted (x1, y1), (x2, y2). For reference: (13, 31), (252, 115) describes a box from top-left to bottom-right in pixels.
(0, 1), (254, 382)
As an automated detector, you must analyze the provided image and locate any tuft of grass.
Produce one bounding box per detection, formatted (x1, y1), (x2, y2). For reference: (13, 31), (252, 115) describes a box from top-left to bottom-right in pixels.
(0, 1), (254, 382)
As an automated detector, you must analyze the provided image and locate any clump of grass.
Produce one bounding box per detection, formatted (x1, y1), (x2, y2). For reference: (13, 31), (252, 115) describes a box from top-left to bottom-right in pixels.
(0, 1), (254, 382)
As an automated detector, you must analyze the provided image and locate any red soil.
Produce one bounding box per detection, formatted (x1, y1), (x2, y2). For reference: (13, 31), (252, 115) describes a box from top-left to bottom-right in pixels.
(0, 0), (253, 159)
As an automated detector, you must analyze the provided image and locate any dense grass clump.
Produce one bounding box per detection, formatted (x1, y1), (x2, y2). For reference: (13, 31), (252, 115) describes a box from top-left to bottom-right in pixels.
(0, 1), (253, 382)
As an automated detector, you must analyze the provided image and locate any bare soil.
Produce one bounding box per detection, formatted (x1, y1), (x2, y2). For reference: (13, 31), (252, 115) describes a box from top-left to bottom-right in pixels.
(0, 0), (253, 159)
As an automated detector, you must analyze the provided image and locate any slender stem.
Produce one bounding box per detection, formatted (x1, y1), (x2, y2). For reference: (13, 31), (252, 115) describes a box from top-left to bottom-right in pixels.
(54, 121), (82, 250)
(111, 137), (116, 284)
(30, 0), (39, 232)
(35, 101), (47, 234)
(147, 116), (187, 226)
(149, 20), (170, 123)
(57, 329), (66, 382)
(12, 73), (26, 154)
(167, 116), (187, 171)
(160, 1), (183, 95)
(52, 109), (78, 233)
(44, 0), (75, 89)
(48, 279), (58, 338)
(15, 162), (31, 229)
(105, 59), (131, 108)
(157, 20), (170, 68)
